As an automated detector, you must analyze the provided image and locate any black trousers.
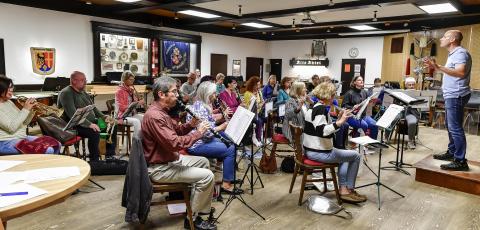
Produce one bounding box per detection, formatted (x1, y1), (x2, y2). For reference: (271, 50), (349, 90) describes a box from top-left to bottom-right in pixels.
(76, 126), (117, 161)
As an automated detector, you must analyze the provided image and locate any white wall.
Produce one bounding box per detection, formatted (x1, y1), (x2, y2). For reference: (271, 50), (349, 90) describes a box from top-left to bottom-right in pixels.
(268, 37), (384, 85)
(0, 3), (269, 84)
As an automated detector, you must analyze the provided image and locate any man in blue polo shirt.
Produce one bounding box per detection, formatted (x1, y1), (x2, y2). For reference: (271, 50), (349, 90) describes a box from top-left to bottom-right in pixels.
(425, 30), (472, 171)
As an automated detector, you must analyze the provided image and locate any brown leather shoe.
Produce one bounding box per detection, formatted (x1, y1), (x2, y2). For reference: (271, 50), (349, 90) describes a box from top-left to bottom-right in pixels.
(351, 190), (367, 202)
(340, 193), (364, 203)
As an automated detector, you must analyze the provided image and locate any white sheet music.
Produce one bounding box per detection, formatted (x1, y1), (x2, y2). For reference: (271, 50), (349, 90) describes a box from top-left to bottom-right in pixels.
(376, 104), (404, 129)
(225, 106), (255, 145)
(350, 136), (380, 145)
(390, 91), (418, 104)
(264, 101), (273, 118)
(355, 92), (378, 119)
(279, 104), (286, 117)
(0, 160), (25, 172)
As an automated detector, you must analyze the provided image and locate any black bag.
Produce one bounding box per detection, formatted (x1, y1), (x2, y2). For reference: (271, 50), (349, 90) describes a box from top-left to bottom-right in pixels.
(90, 159), (128, 175)
(280, 156), (295, 173)
(37, 115), (76, 143)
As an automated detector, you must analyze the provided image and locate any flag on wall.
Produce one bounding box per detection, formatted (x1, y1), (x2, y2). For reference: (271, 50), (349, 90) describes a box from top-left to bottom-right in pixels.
(30, 47), (56, 75)
(162, 40), (189, 74)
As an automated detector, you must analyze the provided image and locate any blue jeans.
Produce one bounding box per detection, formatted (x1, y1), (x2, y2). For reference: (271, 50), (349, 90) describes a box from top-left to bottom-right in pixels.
(445, 94), (471, 160)
(0, 136), (56, 155)
(305, 148), (360, 189)
(188, 138), (236, 182)
(347, 116), (378, 139)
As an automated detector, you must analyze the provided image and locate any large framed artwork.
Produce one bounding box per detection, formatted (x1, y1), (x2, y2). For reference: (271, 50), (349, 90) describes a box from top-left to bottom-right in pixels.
(162, 40), (190, 74)
(30, 47), (56, 75)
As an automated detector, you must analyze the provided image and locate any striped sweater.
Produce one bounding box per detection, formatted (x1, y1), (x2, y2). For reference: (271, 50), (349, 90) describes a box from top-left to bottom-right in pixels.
(303, 102), (340, 152)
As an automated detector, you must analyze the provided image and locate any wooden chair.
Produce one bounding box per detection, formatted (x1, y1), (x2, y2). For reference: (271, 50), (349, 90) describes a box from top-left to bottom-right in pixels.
(106, 99), (132, 155)
(265, 111), (294, 158)
(150, 182), (194, 230)
(288, 122), (342, 206)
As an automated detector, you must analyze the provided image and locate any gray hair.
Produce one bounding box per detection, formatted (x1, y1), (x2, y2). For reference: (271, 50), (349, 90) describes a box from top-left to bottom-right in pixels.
(195, 81), (216, 109)
(121, 71), (135, 82)
(216, 73), (225, 81)
(153, 76), (177, 101)
(289, 81), (306, 98)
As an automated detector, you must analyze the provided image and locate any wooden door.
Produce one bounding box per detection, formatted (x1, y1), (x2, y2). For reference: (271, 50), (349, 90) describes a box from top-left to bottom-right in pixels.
(246, 57), (263, 82)
(210, 53), (227, 77)
(340, 59), (366, 95)
(269, 59), (282, 79)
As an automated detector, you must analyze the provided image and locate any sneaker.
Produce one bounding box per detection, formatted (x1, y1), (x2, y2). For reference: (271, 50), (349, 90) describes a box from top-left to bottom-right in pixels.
(184, 216), (217, 230)
(440, 159), (469, 171)
(433, 151), (454, 161)
(407, 141), (416, 150)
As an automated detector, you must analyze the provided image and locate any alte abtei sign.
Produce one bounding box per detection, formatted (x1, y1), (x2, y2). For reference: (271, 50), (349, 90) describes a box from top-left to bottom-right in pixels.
(290, 58), (329, 67)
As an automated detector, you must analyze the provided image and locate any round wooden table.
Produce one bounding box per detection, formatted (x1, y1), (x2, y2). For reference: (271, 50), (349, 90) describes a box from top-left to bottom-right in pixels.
(0, 154), (90, 228)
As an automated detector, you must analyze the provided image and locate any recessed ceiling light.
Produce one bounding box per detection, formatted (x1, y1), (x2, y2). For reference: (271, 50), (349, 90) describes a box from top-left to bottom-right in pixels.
(349, 25), (377, 31)
(116, 0), (142, 3)
(241, 22), (272, 28)
(419, 3), (458, 14)
(85, 1), (92, 5)
(179, 10), (220, 19)
(339, 29), (410, 36)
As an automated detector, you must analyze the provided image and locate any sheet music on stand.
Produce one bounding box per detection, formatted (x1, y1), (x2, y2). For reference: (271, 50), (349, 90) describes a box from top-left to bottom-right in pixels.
(63, 105), (95, 131)
(278, 104), (286, 117)
(355, 92), (378, 119)
(376, 104), (404, 129)
(225, 106), (255, 145)
(386, 90), (424, 105)
(120, 101), (139, 119)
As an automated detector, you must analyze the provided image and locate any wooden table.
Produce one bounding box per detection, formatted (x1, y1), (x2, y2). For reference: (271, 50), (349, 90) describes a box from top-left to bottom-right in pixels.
(0, 155), (90, 228)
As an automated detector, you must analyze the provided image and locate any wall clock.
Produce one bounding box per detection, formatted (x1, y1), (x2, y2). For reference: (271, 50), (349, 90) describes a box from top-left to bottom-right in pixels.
(349, 47), (359, 58)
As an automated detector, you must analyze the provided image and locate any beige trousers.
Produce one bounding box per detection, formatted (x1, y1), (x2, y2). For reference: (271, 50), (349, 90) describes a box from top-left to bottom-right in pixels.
(149, 155), (214, 214)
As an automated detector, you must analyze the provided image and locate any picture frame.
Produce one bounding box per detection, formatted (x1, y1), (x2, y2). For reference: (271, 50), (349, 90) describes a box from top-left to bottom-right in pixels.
(129, 38), (135, 45)
(232, 59), (241, 76)
(116, 63), (122, 70)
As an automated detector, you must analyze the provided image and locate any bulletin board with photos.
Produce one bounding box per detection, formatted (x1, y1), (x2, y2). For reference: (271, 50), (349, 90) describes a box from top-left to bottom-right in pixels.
(99, 33), (150, 76)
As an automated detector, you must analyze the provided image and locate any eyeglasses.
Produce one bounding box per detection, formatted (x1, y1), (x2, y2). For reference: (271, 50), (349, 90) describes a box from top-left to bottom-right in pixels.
(168, 89), (179, 95)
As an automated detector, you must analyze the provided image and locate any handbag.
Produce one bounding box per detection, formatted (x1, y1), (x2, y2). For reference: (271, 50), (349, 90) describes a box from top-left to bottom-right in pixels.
(37, 115), (76, 143)
(259, 149), (277, 174)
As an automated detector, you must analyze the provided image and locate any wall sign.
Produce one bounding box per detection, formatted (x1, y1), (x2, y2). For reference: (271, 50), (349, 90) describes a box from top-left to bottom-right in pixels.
(348, 47), (359, 58)
(289, 58), (329, 67)
(30, 47), (56, 75)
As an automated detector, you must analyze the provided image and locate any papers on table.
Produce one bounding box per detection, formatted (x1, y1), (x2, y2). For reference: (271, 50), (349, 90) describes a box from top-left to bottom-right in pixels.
(0, 167), (80, 186)
(350, 136), (380, 145)
(0, 183), (47, 208)
(225, 106), (255, 145)
(376, 104), (405, 129)
(0, 160), (25, 172)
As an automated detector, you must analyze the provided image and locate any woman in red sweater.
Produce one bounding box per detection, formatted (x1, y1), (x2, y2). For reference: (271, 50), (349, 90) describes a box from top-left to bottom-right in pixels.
(115, 71), (145, 137)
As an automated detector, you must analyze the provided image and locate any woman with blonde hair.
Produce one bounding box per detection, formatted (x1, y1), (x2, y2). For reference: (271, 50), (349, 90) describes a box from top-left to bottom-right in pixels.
(303, 82), (366, 203)
(282, 81), (308, 142)
(216, 73), (226, 94)
(186, 81), (239, 194)
(262, 74), (277, 100)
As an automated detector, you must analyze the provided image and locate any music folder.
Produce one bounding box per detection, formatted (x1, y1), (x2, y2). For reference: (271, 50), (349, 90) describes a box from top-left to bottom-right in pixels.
(63, 105), (95, 131)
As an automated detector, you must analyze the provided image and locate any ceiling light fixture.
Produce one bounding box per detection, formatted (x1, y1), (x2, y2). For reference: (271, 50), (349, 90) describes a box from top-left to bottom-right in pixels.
(296, 28), (300, 33)
(404, 22), (409, 27)
(292, 19), (296, 28)
(327, 28), (331, 33)
(339, 29), (410, 36)
(179, 10), (221, 19)
(241, 22), (272, 28)
(174, 12), (179, 20)
(419, 3), (458, 14)
(372, 10), (378, 22)
(329, 0), (334, 6)
(232, 23), (236, 30)
(115, 0), (142, 3)
(238, 5), (242, 17)
(271, 32), (275, 36)
(301, 12), (316, 25)
(85, 1), (92, 5)
(349, 25), (377, 31)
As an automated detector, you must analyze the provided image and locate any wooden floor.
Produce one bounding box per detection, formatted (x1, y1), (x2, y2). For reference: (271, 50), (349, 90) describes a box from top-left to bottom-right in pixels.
(7, 126), (480, 230)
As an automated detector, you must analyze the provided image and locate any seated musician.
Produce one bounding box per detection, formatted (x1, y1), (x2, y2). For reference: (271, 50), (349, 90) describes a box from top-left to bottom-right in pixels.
(0, 75), (60, 154)
(274, 77), (292, 107)
(186, 81), (239, 194)
(179, 72), (197, 104)
(342, 76), (379, 142)
(58, 71), (117, 161)
(215, 73), (226, 94)
(218, 76), (243, 114)
(403, 77), (421, 149)
(142, 76), (217, 230)
(303, 82), (366, 203)
(115, 71), (145, 137)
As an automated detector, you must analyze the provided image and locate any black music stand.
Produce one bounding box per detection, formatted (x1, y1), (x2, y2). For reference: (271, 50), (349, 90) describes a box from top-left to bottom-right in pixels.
(353, 130), (404, 210)
(380, 90), (425, 175)
(215, 107), (265, 222)
(238, 98), (266, 195)
(64, 105), (105, 190)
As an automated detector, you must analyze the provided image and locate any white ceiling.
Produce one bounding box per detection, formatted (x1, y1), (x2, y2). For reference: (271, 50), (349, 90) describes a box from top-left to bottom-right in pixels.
(194, 0), (357, 15)
(261, 3), (426, 25)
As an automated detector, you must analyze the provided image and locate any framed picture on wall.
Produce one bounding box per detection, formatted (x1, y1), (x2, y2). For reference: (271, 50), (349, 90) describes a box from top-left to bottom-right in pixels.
(162, 40), (190, 74)
(232, 59), (241, 76)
